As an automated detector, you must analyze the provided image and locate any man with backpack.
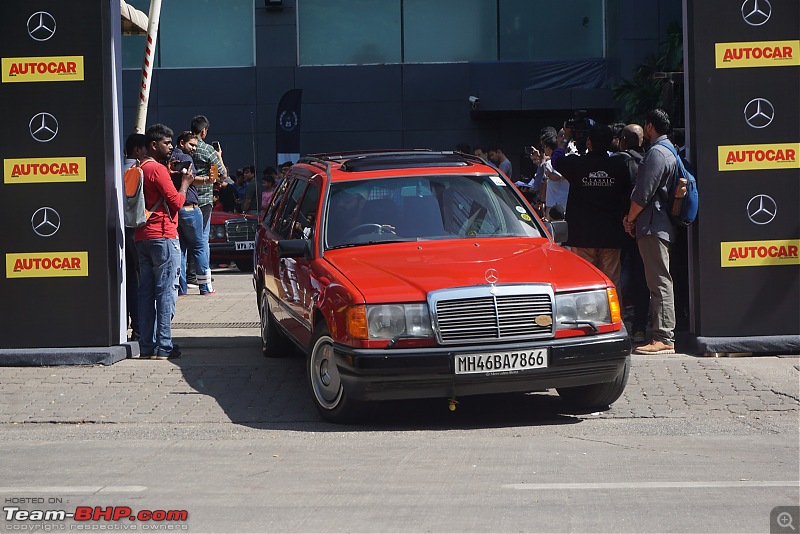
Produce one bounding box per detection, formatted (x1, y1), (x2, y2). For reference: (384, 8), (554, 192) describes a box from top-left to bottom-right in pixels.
(135, 124), (193, 359)
(623, 109), (678, 355)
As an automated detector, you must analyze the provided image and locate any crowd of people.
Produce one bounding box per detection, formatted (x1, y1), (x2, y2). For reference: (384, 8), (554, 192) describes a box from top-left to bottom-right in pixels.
(465, 108), (682, 356)
(122, 115), (292, 359)
(125, 108), (682, 359)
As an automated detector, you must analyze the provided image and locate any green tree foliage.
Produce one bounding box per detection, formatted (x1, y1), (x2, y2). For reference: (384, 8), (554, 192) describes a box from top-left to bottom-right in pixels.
(613, 22), (683, 124)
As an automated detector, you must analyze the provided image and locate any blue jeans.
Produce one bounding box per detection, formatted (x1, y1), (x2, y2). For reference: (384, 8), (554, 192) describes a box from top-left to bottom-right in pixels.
(136, 238), (180, 357)
(200, 204), (213, 294)
(178, 207), (209, 294)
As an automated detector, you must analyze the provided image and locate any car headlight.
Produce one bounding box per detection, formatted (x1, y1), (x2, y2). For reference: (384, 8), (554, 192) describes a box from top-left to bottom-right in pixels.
(346, 304), (433, 340)
(212, 226), (226, 239)
(555, 289), (620, 330)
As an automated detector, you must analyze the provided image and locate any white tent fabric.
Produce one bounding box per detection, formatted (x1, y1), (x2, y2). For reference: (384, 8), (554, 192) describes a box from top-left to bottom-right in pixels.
(120, 0), (148, 35)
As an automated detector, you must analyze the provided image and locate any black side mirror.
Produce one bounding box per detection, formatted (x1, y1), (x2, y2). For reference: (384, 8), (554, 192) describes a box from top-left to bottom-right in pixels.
(278, 239), (311, 260)
(544, 220), (568, 244)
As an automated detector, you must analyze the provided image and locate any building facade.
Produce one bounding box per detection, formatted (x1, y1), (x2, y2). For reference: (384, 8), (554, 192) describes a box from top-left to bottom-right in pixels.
(122, 0), (681, 179)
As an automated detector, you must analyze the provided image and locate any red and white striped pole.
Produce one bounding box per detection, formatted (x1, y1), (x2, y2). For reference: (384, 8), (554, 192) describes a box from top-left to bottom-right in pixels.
(133, 0), (162, 134)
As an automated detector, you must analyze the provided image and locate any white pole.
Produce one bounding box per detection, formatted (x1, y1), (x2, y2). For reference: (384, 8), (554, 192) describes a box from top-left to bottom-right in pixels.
(133, 0), (162, 134)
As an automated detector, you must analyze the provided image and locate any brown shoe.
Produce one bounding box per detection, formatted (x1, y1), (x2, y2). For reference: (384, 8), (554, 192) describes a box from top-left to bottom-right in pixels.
(634, 340), (675, 355)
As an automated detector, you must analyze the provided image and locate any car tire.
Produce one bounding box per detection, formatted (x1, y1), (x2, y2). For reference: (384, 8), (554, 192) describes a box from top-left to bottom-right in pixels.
(556, 357), (630, 410)
(236, 259), (254, 272)
(307, 322), (366, 424)
(259, 290), (290, 358)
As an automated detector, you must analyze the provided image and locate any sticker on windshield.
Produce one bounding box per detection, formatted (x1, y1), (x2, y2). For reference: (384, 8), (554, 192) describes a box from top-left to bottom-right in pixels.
(521, 213), (532, 222)
(515, 206), (526, 213)
(490, 176), (506, 186)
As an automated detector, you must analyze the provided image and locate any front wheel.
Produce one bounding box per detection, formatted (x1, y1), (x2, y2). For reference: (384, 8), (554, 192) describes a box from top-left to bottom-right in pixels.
(307, 323), (366, 423)
(557, 358), (630, 410)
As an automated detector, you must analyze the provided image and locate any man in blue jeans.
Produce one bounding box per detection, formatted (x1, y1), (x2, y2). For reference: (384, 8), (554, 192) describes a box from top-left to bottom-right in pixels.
(170, 131), (210, 295)
(135, 124), (193, 359)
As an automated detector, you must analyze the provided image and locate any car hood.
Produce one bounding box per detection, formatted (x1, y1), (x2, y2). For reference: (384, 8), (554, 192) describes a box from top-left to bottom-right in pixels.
(325, 238), (608, 303)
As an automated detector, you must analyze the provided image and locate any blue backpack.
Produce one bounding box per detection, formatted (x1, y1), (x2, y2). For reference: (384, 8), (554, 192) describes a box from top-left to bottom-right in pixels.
(657, 141), (699, 226)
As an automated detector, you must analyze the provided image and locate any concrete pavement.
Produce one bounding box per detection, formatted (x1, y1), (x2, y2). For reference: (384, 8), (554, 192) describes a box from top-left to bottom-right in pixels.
(0, 267), (797, 427)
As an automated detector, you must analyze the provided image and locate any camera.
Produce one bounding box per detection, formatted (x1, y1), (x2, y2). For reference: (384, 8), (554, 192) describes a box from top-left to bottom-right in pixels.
(564, 110), (592, 154)
(211, 141), (221, 151)
(172, 160), (192, 173)
(468, 96), (479, 110)
(524, 146), (534, 156)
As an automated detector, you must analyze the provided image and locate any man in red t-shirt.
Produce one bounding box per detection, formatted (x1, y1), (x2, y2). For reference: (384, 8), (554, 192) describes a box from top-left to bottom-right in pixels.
(135, 124), (193, 359)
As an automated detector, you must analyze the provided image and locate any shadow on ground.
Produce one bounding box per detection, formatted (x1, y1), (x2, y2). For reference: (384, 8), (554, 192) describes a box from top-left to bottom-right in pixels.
(170, 336), (601, 432)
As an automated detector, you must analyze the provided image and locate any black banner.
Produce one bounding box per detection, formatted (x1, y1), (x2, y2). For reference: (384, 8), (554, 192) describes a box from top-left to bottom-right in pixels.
(0, 1), (124, 349)
(686, 0), (799, 339)
(276, 88), (302, 161)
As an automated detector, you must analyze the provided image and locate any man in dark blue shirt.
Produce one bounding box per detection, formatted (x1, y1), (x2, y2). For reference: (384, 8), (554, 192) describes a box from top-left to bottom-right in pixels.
(171, 131), (213, 295)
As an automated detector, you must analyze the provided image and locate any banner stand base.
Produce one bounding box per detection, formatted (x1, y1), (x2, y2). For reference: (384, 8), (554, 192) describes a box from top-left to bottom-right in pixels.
(0, 343), (137, 366)
(690, 335), (800, 357)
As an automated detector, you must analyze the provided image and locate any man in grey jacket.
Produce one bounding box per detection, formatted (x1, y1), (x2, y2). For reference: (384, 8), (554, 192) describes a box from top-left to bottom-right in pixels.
(623, 109), (678, 355)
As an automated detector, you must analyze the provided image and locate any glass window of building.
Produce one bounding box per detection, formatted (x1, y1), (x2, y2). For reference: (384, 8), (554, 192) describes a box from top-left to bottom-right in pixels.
(122, 0), (255, 69)
(498, 0), (606, 61)
(403, 0), (497, 63)
(298, 0), (401, 65)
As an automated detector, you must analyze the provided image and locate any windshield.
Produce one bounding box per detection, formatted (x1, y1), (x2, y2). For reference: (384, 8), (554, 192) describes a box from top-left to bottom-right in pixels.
(324, 175), (543, 249)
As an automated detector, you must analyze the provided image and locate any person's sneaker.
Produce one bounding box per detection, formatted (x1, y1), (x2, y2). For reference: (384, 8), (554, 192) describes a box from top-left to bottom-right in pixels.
(200, 290), (217, 295)
(634, 340), (675, 355)
(632, 331), (646, 345)
(151, 348), (181, 360)
(186, 283), (199, 290)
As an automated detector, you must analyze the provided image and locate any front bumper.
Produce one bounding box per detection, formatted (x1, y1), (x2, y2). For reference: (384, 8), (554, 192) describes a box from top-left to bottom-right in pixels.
(334, 330), (631, 401)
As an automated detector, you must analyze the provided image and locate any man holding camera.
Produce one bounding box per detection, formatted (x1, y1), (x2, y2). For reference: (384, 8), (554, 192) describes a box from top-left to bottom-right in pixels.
(553, 124), (632, 288)
(135, 124), (193, 359)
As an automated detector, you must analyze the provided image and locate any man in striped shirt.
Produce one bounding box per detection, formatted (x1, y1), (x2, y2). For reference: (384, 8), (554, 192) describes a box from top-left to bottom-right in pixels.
(190, 115), (228, 295)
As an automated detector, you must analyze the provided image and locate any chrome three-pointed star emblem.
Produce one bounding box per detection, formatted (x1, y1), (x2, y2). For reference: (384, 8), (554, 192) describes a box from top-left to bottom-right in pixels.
(27, 11), (57, 42)
(747, 194), (777, 225)
(485, 268), (499, 285)
(31, 207), (61, 237)
(743, 98), (774, 129)
(29, 112), (59, 142)
(741, 0), (771, 26)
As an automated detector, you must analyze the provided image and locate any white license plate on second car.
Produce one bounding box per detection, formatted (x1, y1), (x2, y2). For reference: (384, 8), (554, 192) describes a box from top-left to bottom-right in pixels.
(235, 241), (254, 251)
(455, 349), (548, 375)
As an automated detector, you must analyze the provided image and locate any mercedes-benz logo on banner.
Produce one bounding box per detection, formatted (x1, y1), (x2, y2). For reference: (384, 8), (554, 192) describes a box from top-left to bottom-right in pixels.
(741, 0), (771, 26)
(31, 207), (61, 237)
(29, 112), (59, 142)
(747, 194), (777, 225)
(27, 11), (57, 41)
(744, 98), (774, 129)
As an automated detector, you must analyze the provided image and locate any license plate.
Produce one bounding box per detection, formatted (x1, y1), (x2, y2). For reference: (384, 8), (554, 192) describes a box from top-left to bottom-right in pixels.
(235, 241), (254, 251)
(455, 349), (548, 375)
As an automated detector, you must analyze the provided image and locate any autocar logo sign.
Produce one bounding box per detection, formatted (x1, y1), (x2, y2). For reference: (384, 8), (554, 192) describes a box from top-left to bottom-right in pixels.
(743, 98), (774, 129)
(484, 268), (499, 285)
(29, 112), (59, 142)
(27, 11), (57, 41)
(31, 207), (61, 237)
(279, 111), (298, 131)
(741, 0), (771, 26)
(747, 194), (777, 225)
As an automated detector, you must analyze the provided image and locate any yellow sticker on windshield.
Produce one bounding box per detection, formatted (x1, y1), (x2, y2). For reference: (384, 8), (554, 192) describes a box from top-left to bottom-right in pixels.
(521, 213), (532, 221)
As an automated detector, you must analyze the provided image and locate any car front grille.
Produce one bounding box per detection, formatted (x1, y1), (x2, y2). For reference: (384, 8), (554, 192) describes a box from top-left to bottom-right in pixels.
(224, 219), (257, 242)
(430, 285), (554, 344)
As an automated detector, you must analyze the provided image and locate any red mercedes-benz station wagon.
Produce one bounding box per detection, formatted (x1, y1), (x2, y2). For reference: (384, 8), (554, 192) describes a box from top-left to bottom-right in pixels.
(254, 150), (630, 422)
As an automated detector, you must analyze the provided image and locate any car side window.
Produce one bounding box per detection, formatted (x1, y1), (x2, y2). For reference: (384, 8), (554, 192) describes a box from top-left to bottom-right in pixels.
(263, 176), (294, 230)
(292, 183), (320, 241)
(275, 179), (306, 239)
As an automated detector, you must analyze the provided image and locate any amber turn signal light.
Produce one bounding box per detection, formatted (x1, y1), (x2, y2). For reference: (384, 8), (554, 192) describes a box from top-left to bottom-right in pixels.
(346, 305), (369, 339)
(607, 287), (622, 324)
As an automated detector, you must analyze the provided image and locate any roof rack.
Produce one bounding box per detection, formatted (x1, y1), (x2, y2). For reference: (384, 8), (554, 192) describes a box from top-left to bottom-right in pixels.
(333, 151), (479, 173)
(297, 156), (333, 182)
